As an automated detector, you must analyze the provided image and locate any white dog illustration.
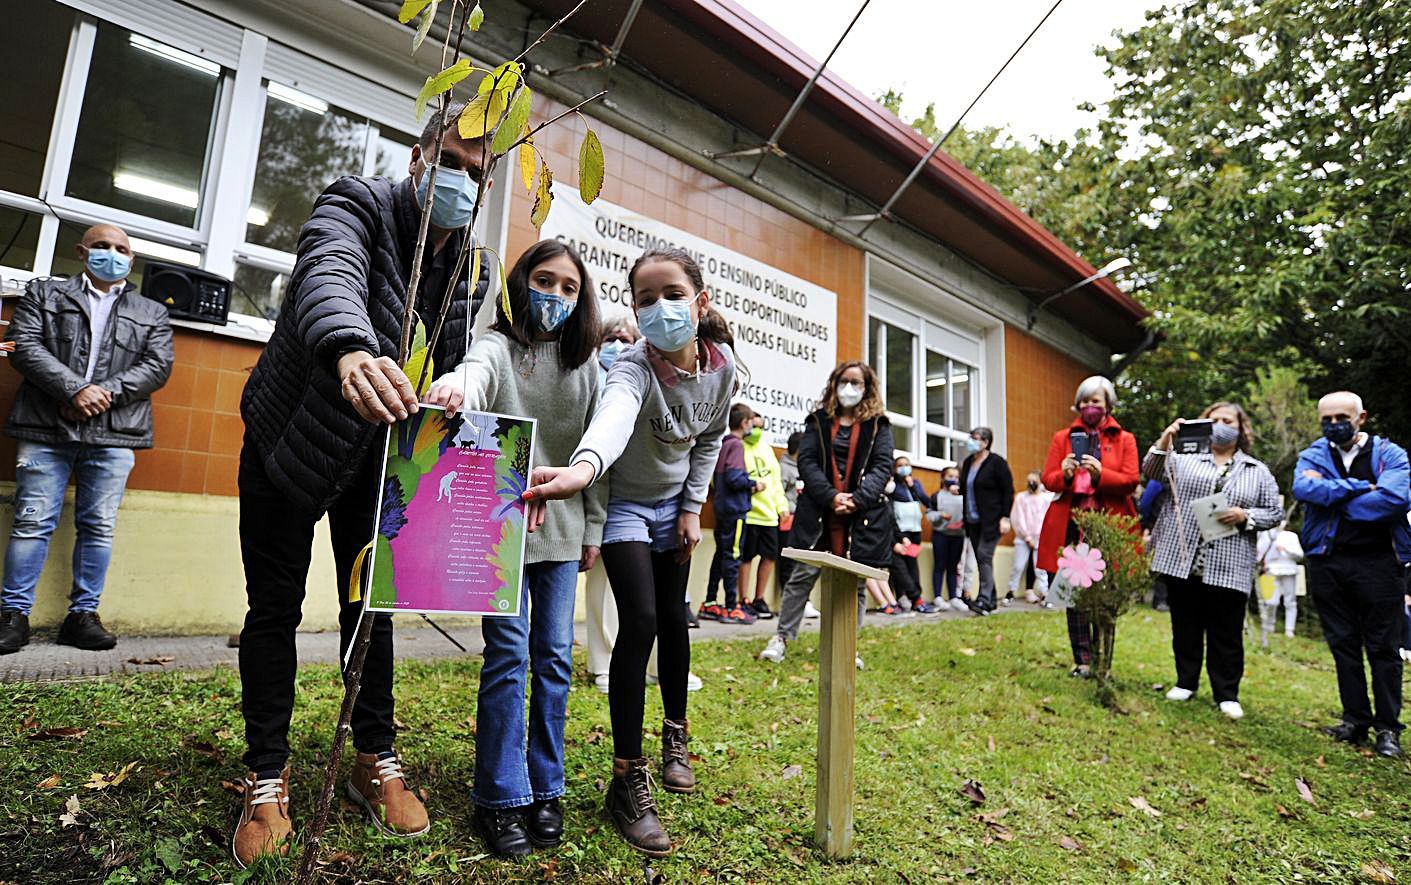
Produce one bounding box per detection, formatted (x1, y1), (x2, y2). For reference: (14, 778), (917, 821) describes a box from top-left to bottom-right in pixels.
(437, 470), (458, 503)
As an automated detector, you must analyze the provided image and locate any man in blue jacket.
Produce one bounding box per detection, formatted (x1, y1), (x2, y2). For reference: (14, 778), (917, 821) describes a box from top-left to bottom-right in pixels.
(1293, 391), (1411, 758)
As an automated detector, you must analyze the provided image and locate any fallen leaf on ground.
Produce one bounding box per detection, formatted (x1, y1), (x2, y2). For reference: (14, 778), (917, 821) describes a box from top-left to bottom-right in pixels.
(1190, 797), (1208, 811)
(1361, 860), (1397, 884)
(959, 779), (986, 805)
(976, 807), (1009, 825)
(35, 775), (60, 790)
(220, 779), (245, 795)
(1059, 835), (1083, 851)
(1315, 755), (1325, 768)
(324, 852), (357, 866)
(28, 727), (87, 741)
(126, 656), (174, 666)
(781, 765), (802, 781)
(713, 795), (733, 806)
(1129, 796), (1162, 818)
(538, 858), (558, 880)
(1118, 858), (1137, 872)
(987, 735), (997, 753)
(58, 795), (81, 828)
(1351, 809), (1375, 821)
(987, 824), (1015, 842)
(181, 736), (221, 760)
(84, 761), (138, 791)
(1295, 777), (1315, 805)
(959, 648), (977, 656)
(1276, 804), (1294, 819)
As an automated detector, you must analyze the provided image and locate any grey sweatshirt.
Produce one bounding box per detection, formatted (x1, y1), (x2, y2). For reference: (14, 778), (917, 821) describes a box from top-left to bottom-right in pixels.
(440, 331), (606, 562)
(572, 339), (735, 513)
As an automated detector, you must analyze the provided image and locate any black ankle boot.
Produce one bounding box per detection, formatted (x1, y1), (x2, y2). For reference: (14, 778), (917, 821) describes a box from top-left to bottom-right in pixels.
(526, 797), (563, 847)
(0, 611), (30, 655)
(605, 757), (671, 857)
(472, 804), (532, 858)
(660, 719), (696, 794)
(56, 612), (116, 651)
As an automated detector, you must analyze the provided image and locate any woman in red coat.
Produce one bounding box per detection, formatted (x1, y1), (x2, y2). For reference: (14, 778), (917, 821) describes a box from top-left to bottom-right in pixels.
(1037, 375), (1140, 676)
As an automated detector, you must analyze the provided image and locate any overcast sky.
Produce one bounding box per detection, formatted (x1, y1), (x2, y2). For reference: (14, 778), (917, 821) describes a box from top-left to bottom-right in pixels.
(742, 0), (1159, 142)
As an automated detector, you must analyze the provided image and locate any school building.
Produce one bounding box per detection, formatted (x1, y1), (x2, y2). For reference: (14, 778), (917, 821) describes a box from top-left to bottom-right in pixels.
(0, 0), (1148, 632)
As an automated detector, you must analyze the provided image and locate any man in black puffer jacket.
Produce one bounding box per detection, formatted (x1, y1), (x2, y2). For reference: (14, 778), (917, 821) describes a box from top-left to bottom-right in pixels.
(232, 102), (489, 868)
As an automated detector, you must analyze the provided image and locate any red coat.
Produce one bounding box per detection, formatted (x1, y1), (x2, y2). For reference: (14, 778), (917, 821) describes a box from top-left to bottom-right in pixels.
(1036, 415), (1140, 573)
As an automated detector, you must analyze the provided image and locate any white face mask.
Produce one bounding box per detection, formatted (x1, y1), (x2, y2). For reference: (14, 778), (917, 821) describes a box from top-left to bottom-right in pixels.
(837, 382), (864, 408)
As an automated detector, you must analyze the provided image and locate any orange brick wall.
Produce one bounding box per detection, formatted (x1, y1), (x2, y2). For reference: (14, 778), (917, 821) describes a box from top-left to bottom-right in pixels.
(1004, 326), (1098, 485)
(0, 321), (259, 497)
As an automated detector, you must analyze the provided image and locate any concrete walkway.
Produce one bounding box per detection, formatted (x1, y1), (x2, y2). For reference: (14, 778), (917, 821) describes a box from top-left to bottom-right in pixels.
(0, 599), (1052, 683)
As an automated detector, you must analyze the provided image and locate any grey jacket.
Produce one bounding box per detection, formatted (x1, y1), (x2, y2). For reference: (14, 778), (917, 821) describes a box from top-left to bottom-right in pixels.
(4, 275), (173, 449)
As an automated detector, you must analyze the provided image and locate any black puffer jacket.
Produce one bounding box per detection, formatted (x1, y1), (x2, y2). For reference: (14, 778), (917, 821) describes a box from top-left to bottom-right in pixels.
(790, 409), (895, 569)
(241, 175), (487, 516)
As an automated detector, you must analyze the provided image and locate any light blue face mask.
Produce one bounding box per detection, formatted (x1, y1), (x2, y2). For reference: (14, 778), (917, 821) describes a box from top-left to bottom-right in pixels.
(416, 163), (479, 230)
(965, 437), (984, 454)
(598, 340), (625, 370)
(85, 247), (131, 283)
(529, 287), (577, 333)
(637, 295), (698, 352)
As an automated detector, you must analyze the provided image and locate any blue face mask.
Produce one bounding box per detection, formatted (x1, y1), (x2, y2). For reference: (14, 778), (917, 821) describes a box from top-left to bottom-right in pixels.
(599, 340), (625, 370)
(636, 295), (698, 352)
(416, 163), (479, 230)
(965, 437), (984, 455)
(897, 465), (912, 477)
(85, 247), (131, 283)
(1322, 419), (1356, 446)
(529, 287), (576, 334)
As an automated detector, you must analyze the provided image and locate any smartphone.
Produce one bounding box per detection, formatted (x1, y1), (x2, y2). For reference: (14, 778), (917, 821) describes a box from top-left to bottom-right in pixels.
(1176, 419), (1213, 454)
(1070, 430), (1090, 460)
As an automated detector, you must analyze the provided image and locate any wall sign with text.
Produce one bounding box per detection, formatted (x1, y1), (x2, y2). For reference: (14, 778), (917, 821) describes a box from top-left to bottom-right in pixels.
(542, 185), (838, 445)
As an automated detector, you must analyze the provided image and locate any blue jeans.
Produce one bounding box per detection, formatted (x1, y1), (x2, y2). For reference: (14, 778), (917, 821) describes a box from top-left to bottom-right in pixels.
(473, 560), (579, 808)
(2, 441), (135, 615)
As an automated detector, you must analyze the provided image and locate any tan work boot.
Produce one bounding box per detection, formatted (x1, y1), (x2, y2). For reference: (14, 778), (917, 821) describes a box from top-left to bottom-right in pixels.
(660, 719), (696, 794)
(231, 767), (292, 869)
(605, 757), (671, 856)
(347, 751), (430, 836)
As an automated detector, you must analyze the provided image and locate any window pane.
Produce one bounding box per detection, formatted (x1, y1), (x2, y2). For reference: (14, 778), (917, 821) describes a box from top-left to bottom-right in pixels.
(884, 322), (913, 417)
(0, 208), (44, 272)
(232, 262), (290, 321)
(51, 225), (201, 291)
(66, 25), (221, 227)
(891, 422), (911, 454)
(925, 350), (947, 426)
(373, 129), (416, 179)
(926, 434), (950, 463)
(868, 316), (882, 376)
(4, 1), (74, 196)
(951, 361), (974, 432)
(245, 84), (369, 253)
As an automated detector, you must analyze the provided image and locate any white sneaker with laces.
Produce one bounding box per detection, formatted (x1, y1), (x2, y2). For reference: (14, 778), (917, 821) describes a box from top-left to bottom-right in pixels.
(1218, 701), (1244, 720)
(760, 634), (786, 662)
(686, 672), (703, 691)
(803, 601), (821, 619)
(1165, 686), (1194, 701)
(594, 673), (610, 694)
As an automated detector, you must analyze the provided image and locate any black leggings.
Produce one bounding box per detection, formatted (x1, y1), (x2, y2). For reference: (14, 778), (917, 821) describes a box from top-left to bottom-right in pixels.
(603, 542), (692, 759)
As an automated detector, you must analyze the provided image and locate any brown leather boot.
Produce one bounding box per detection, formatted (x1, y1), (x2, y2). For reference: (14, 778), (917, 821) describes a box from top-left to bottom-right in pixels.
(660, 719), (696, 794)
(231, 767), (292, 869)
(348, 751), (430, 837)
(604, 757), (671, 856)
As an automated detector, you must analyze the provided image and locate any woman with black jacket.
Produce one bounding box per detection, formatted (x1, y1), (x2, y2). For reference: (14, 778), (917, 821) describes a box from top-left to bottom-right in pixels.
(957, 426), (1014, 615)
(758, 360), (894, 668)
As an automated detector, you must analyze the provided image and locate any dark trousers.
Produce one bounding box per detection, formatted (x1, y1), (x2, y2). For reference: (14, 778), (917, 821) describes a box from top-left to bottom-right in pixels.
(1308, 551), (1405, 733)
(1066, 608), (1094, 667)
(1167, 575), (1248, 703)
(705, 514), (744, 608)
(237, 440), (395, 772)
(964, 523), (999, 610)
(932, 534), (964, 600)
(894, 549), (922, 603)
(777, 527), (795, 592)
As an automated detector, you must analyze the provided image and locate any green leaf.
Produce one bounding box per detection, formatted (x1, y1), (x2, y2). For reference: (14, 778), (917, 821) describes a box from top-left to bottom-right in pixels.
(398, 0), (433, 23)
(414, 59), (473, 121)
(498, 257), (511, 325)
(411, 0), (438, 52)
(530, 160), (554, 228)
(154, 837), (183, 875)
(492, 87), (532, 155)
(468, 2), (485, 31)
(519, 138), (536, 193)
(457, 65), (521, 140)
(578, 128), (604, 204)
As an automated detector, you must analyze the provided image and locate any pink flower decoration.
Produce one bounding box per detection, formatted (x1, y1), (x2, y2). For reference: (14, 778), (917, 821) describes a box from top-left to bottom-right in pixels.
(1057, 543), (1107, 589)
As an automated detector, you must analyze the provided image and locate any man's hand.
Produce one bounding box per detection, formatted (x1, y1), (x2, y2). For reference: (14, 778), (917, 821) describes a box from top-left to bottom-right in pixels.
(579, 545), (601, 572)
(676, 512), (702, 563)
(1216, 506), (1249, 527)
(72, 384), (111, 418)
(337, 351), (418, 424)
(832, 492), (856, 514)
(59, 404), (85, 423)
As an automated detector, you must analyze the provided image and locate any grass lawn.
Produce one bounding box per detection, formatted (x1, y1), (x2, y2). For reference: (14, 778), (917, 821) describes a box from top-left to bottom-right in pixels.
(2, 610), (1410, 884)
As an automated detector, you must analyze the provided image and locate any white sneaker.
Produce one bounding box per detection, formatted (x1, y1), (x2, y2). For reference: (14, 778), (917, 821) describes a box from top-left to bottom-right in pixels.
(687, 672), (703, 692)
(645, 672), (702, 690)
(803, 601), (821, 619)
(760, 635), (786, 663)
(594, 673), (610, 694)
(855, 655), (865, 671)
(1165, 686), (1194, 702)
(1218, 701), (1244, 720)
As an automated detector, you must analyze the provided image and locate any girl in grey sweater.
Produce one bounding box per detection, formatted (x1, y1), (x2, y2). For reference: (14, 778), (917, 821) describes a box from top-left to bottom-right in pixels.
(523, 247), (737, 857)
(426, 240), (604, 857)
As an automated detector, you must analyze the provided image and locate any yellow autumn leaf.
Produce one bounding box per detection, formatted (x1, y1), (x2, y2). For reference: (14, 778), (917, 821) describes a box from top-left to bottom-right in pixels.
(414, 59), (474, 122)
(519, 138), (536, 194)
(578, 128), (604, 204)
(84, 761), (138, 791)
(530, 160), (554, 228)
(397, 0), (433, 23)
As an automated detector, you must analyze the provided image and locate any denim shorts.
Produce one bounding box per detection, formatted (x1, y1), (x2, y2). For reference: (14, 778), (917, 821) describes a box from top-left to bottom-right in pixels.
(603, 496), (682, 552)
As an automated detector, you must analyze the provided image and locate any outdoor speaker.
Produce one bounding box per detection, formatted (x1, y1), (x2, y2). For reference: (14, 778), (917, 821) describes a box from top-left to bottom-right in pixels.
(140, 261), (231, 325)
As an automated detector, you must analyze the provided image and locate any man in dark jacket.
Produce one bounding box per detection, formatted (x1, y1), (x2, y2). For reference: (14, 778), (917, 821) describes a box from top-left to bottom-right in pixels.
(958, 426), (1014, 615)
(0, 224), (173, 655)
(231, 103), (489, 867)
(1293, 391), (1411, 759)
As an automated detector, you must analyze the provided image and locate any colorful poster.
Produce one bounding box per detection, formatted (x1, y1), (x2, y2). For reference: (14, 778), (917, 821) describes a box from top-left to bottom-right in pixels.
(366, 406), (534, 617)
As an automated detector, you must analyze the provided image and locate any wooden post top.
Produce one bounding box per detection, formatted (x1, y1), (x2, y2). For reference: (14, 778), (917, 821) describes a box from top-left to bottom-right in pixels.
(781, 547), (888, 581)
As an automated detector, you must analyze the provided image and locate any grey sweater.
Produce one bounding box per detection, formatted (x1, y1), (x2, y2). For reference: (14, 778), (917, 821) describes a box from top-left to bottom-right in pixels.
(441, 331), (606, 562)
(572, 340), (735, 513)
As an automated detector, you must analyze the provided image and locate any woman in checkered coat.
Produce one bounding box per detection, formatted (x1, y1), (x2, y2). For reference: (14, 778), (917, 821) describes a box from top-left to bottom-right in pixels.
(1143, 402), (1283, 720)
